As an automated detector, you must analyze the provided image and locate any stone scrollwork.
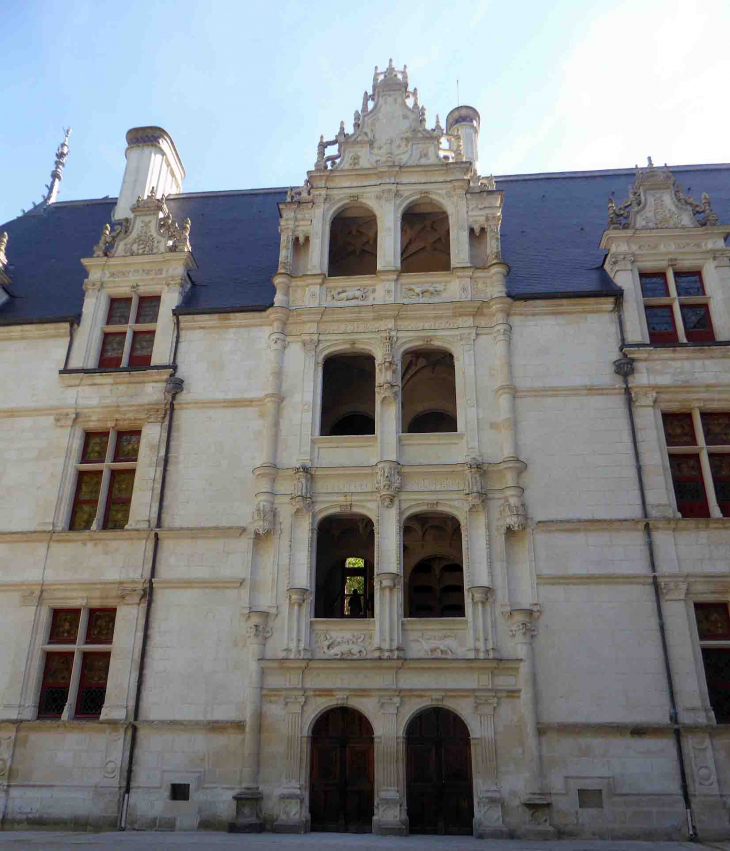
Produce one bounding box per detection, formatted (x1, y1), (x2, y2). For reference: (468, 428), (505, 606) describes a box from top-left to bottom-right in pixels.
(317, 631), (370, 658)
(375, 461), (402, 507)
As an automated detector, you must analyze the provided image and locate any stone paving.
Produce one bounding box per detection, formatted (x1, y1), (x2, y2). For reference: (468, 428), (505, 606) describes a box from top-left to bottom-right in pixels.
(0, 834), (727, 851)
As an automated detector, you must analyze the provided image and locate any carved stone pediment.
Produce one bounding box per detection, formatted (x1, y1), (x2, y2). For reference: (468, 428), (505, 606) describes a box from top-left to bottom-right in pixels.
(607, 159), (719, 231)
(92, 188), (191, 258)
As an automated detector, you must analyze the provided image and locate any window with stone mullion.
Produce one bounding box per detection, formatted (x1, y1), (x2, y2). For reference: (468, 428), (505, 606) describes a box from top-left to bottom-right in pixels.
(663, 411), (730, 518)
(640, 269), (714, 345)
(99, 294), (160, 369)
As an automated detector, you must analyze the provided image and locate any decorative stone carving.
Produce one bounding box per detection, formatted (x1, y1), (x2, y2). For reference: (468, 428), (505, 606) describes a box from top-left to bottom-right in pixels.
(0, 231), (8, 270)
(328, 286), (374, 303)
(613, 356), (635, 377)
(252, 502), (277, 537)
(375, 461), (402, 507)
(415, 634), (461, 657)
(659, 580), (688, 601)
(91, 189), (192, 258)
(498, 496), (528, 532)
(509, 620), (537, 639)
(404, 283), (444, 301)
(290, 465), (312, 513)
(608, 159), (719, 230)
(464, 457), (485, 506)
(317, 631), (369, 658)
(244, 614), (273, 642)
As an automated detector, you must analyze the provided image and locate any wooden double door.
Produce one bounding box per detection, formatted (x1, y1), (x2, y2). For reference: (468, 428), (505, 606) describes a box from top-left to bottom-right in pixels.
(406, 707), (474, 835)
(310, 707), (374, 833)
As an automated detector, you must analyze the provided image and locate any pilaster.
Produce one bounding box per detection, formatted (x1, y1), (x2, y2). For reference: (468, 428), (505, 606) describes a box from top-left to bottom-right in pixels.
(473, 695), (508, 838)
(274, 691), (308, 833)
(374, 694), (406, 835)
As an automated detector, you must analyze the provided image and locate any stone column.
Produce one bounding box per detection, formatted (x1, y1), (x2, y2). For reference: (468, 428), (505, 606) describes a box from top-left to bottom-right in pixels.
(473, 695), (508, 838)
(230, 611), (271, 834)
(376, 331), (400, 462)
(274, 691), (307, 833)
(377, 188), (397, 271)
(375, 574), (401, 659)
(374, 694), (405, 835)
(297, 336), (318, 460)
(460, 330), (480, 457)
(509, 609), (555, 838)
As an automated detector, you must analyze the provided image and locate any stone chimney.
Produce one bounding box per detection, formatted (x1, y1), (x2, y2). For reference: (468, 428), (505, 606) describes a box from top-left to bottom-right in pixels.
(113, 126), (185, 220)
(446, 106), (480, 174)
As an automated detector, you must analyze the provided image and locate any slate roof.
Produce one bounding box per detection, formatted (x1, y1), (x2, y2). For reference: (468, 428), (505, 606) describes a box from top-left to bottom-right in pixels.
(1, 165), (728, 324)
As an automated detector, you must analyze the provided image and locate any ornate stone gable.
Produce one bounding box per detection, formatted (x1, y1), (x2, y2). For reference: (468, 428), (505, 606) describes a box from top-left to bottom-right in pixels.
(607, 158), (719, 230)
(92, 188), (192, 258)
(314, 59), (453, 171)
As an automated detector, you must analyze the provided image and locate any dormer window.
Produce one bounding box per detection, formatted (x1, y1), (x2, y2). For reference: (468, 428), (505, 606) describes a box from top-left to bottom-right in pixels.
(99, 295), (161, 369)
(640, 270), (714, 345)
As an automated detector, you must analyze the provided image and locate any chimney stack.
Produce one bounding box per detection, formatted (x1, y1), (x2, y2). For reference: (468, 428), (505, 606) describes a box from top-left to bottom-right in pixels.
(113, 126), (185, 220)
(446, 106), (480, 174)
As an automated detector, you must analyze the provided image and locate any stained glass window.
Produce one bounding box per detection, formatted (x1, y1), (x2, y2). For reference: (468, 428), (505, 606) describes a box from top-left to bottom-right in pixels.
(128, 331), (155, 367)
(702, 414), (730, 446)
(70, 471), (103, 530)
(114, 431), (141, 462)
(106, 298), (132, 325)
(81, 432), (109, 463)
(48, 609), (80, 644)
(668, 455), (710, 518)
(639, 273), (669, 298)
(674, 272), (704, 297)
(104, 470), (135, 529)
(695, 603), (730, 641)
(86, 609), (116, 644)
(644, 307), (678, 343)
(75, 653), (110, 718)
(663, 414), (696, 447)
(38, 652), (74, 718)
(98, 332), (126, 369)
(135, 296), (161, 324)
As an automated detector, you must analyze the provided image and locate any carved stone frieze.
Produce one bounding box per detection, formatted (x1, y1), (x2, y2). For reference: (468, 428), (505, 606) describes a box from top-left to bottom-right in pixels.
(403, 283), (445, 301)
(327, 286), (375, 303)
(414, 633), (461, 658)
(316, 631), (370, 658)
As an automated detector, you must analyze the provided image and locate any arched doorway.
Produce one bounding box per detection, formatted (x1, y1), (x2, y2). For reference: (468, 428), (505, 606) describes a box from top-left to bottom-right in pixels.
(406, 707), (473, 835)
(310, 707), (374, 833)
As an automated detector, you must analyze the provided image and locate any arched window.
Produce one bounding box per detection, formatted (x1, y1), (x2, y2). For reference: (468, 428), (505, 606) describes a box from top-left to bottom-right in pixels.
(400, 199), (451, 273)
(404, 513), (464, 618)
(328, 205), (378, 277)
(315, 515), (374, 619)
(401, 349), (457, 434)
(321, 354), (376, 436)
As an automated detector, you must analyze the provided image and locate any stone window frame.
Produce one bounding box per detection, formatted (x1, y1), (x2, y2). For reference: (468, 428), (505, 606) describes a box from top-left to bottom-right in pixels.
(632, 259), (724, 346)
(69, 429), (142, 531)
(659, 408), (730, 519)
(36, 606), (116, 721)
(98, 293), (161, 369)
(53, 406), (165, 532)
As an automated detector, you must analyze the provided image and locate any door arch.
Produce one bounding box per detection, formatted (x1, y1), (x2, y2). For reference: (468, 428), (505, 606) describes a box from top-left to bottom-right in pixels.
(310, 707), (374, 833)
(406, 707), (474, 835)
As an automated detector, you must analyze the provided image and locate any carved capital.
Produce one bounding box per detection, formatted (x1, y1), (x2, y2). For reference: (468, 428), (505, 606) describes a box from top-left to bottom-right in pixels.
(497, 496), (528, 532)
(659, 579), (688, 601)
(291, 465), (312, 513)
(245, 611), (272, 643)
(464, 457), (485, 506)
(252, 501), (277, 537)
(376, 461), (402, 507)
(631, 389), (657, 408)
(53, 410), (77, 428)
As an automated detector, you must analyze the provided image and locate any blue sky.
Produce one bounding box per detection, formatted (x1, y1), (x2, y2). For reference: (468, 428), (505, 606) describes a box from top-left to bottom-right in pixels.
(2, 0), (729, 225)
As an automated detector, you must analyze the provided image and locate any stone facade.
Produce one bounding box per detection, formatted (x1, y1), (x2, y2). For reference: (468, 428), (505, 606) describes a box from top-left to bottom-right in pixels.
(0, 62), (729, 839)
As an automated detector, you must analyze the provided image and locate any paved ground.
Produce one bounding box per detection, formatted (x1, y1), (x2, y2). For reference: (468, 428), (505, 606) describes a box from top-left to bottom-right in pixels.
(0, 835), (727, 851)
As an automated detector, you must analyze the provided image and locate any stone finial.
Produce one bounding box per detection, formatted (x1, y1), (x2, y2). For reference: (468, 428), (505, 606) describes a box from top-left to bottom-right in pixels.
(0, 232), (8, 267)
(362, 91), (369, 114)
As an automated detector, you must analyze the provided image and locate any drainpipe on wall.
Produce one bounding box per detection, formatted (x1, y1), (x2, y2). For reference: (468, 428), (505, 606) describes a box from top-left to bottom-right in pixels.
(613, 298), (696, 841)
(119, 316), (184, 830)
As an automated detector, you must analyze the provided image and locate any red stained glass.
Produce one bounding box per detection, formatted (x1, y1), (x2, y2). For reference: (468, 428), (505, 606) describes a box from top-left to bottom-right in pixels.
(640, 273), (669, 297)
(99, 332), (126, 369)
(86, 609), (116, 644)
(48, 609), (80, 644)
(81, 432), (109, 463)
(114, 431), (141, 461)
(75, 653), (110, 718)
(662, 413), (696, 447)
(106, 298), (132, 325)
(135, 296), (160, 324)
(695, 603), (730, 640)
(38, 651), (74, 718)
(128, 331), (155, 367)
(702, 414), (730, 446)
(70, 471), (102, 530)
(669, 454), (709, 518)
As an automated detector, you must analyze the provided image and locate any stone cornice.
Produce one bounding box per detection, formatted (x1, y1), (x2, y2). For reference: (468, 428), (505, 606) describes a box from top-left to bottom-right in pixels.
(535, 518), (730, 532)
(59, 367), (173, 388)
(624, 345), (730, 362)
(0, 322), (73, 341)
(509, 297), (617, 316)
